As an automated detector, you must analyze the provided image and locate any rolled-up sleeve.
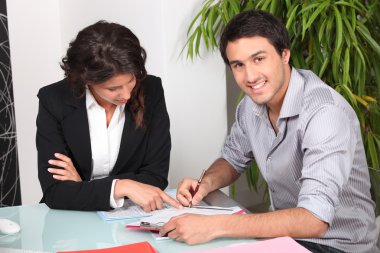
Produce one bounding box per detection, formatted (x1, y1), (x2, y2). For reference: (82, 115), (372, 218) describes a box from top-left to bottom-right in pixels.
(221, 101), (254, 173)
(298, 105), (355, 224)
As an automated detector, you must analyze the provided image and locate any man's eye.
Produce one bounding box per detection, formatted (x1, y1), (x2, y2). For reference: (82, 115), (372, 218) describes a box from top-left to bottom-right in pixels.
(255, 57), (264, 62)
(107, 88), (117, 91)
(233, 63), (243, 69)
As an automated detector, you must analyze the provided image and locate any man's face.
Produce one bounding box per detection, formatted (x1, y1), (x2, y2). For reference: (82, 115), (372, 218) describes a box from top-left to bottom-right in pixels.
(88, 73), (136, 107)
(226, 36), (290, 108)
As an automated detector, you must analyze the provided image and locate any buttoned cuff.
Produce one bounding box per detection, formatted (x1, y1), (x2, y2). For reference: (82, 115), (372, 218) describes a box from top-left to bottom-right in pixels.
(110, 179), (124, 208)
(297, 194), (335, 224)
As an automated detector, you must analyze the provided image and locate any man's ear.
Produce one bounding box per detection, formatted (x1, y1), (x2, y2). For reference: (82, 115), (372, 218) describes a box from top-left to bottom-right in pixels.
(282, 49), (290, 64)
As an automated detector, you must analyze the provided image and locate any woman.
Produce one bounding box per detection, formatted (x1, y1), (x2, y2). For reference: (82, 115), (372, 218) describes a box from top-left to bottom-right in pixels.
(36, 21), (180, 211)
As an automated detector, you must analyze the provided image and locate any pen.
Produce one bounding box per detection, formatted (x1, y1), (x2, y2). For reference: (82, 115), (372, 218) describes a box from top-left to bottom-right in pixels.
(189, 169), (206, 207)
(190, 205), (233, 211)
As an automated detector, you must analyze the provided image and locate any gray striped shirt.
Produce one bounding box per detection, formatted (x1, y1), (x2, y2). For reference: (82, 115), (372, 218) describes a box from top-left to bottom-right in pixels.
(222, 68), (379, 253)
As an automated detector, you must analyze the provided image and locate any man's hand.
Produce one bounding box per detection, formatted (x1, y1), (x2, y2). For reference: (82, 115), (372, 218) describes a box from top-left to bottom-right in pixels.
(160, 214), (220, 245)
(48, 153), (82, 182)
(176, 178), (210, 206)
(116, 180), (182, 212)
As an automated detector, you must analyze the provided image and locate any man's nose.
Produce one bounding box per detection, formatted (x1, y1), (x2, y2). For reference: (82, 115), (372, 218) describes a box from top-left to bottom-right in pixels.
(245, 65), (257, 83)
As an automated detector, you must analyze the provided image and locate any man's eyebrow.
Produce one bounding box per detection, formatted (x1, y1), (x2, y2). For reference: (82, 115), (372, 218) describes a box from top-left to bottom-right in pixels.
(228, 50), (266, 66)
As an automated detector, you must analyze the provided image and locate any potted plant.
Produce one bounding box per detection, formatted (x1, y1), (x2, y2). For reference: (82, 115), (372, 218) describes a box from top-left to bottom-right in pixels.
(184, 0), (380, 214)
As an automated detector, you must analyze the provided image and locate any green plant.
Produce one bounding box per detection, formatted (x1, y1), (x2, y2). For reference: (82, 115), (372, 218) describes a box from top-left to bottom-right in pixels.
(185, 0), (380, 214)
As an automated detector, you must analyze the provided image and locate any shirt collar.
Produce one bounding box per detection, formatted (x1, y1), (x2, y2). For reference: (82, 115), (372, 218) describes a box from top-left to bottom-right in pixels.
(85, 88), (126, 114)
(85, 88), (98, 110)
(278, 67), (305, 119)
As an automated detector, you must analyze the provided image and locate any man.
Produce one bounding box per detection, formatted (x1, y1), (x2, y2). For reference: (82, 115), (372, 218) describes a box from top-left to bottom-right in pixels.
(160, 10), (379, 253)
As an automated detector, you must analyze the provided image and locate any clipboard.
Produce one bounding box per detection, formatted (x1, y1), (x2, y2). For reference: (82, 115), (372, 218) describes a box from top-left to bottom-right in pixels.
(126, 221), (163, 232)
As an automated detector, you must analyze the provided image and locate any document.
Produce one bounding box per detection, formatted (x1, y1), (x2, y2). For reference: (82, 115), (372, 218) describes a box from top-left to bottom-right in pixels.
(97, 189), (224, 221)
(129, 205), (242, 226)
(97, 189), (177, 221)
(126, 206), (244, 240)
(97, 199), (171, 221)
(181, 237), (311, 253)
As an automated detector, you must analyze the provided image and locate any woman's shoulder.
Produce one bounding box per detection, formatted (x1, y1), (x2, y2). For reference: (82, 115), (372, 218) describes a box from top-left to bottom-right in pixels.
(141, 75), (164, 97)
(141, 75), (162, 88)
(38, 79), (72, 99)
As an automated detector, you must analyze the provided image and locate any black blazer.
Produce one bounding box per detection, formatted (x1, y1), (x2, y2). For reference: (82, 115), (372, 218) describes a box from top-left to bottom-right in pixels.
(36, 75), (171, 211)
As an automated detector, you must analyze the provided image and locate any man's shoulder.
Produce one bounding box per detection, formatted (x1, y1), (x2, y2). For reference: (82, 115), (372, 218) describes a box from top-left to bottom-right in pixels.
(296, 69), (339, 108)
(296, 68), (356, 120)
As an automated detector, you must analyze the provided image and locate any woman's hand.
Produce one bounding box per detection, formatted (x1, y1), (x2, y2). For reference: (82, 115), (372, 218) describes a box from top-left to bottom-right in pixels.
(115, 180), (182, 212)
(47, 153), (82, 182)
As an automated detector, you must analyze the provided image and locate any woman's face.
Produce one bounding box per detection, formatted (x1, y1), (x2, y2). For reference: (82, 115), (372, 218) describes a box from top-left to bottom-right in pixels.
(87, 73), (136, 108)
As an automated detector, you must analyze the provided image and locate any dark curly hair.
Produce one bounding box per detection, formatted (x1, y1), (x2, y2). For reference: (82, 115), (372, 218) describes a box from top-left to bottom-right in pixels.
(61, 20), (147, 128)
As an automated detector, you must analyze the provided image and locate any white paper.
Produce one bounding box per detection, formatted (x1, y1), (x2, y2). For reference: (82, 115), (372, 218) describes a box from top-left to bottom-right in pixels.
(126, 205), (242, 240)
(97, 189), (177, 221)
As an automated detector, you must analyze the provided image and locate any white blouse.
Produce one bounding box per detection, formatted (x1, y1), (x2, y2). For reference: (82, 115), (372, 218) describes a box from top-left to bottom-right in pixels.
(86, 88), (125, 208)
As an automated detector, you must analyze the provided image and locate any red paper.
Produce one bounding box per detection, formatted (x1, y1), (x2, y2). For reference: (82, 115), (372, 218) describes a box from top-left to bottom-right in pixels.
(57, 241), (158, 253)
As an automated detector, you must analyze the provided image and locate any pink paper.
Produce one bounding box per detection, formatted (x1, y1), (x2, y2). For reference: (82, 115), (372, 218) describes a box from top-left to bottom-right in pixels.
(182, 237), (311, 253)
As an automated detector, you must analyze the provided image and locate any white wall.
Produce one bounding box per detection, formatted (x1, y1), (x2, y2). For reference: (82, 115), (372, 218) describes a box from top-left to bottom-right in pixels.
(7, 0), (227, 204)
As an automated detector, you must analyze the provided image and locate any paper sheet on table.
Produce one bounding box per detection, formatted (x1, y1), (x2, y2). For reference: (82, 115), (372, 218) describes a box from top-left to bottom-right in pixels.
(181, 237), (311, 253)
(136, 206), (242, 225)
(126, 205), (243, 240)
(97, 189), (178, 221)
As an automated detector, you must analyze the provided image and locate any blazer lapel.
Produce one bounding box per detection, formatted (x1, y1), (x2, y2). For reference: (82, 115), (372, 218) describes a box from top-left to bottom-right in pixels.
(112, 106), (146, 173)
(61, 94), (93, 180)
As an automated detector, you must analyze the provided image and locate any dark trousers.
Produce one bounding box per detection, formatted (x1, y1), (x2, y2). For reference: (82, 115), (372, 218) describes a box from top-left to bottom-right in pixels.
(296, 240), (345, 253)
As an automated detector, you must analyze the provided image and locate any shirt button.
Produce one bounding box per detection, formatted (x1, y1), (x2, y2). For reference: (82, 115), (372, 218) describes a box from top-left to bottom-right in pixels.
(267, 156), (272, 161)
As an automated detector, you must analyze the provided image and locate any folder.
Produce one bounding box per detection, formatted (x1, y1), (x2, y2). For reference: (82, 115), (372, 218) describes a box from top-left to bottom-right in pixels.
(57, 241), (158, 253)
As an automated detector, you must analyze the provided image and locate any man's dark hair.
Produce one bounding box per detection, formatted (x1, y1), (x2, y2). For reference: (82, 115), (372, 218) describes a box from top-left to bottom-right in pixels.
(61, 20), (147, 127)
(219, 10), (290, 65)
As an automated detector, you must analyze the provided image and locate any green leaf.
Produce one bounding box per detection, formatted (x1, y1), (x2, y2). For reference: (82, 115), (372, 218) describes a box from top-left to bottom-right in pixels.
(269, 0), (279, 15)
(342, 16), (358, 44)
(357, 23), (380, 58)
(368, 132), (380, 169)
(303, 0), (329, 33)
(335, 84), (358, 107)
(318, 18), (328, 42)
(285, 4), (299, 31)
(187, 9), (203, 36)
(319, 57), (329, 77)
(228, 0), (240, 14)
(332, 46), (342, 82)
(195, 27), (202, 57)
(332, 5), (343, 51)
(334, 1), (365, 13)
(343, 47), (350, 85)
(207, 6), (218, 47)
(298, 2), (322, 13)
